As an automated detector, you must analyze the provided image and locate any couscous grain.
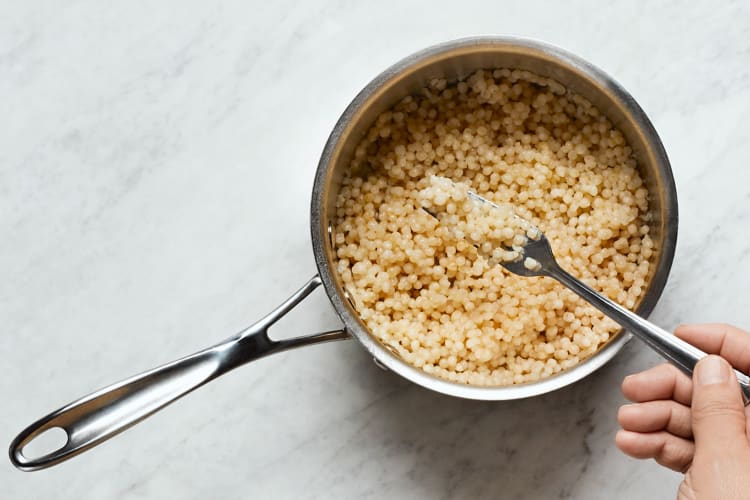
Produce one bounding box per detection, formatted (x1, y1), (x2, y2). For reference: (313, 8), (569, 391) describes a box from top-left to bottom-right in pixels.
(333, 68), (653, 386)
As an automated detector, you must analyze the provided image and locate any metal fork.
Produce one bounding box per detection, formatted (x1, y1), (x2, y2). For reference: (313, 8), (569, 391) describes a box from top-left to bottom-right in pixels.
(432, 189), (750, 403)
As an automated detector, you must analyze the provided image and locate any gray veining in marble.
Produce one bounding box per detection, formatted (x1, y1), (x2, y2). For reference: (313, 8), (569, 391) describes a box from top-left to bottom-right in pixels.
(2, 0), (749, 498)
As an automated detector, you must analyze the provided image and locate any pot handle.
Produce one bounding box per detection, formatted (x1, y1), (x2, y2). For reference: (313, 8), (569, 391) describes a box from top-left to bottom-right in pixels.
(9, 275), (349, 471)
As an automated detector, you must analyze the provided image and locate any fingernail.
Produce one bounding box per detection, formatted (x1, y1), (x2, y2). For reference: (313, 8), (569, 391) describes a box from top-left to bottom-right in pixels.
(697, 355), (729, 385)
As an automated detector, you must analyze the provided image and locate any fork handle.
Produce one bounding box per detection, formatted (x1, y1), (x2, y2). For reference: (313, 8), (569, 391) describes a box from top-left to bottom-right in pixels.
(548, 266), (750, 404)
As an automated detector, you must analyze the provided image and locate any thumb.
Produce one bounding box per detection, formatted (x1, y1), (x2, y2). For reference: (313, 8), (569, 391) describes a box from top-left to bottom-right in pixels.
(691, 355), (748, 459)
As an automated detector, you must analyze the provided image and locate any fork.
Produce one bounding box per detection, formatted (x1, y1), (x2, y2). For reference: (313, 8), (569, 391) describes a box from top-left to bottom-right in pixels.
(431, 189), (750, 403)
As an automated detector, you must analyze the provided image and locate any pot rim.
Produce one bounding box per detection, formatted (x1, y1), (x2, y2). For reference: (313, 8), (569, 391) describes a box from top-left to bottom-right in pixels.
(310, 35), (678, 400)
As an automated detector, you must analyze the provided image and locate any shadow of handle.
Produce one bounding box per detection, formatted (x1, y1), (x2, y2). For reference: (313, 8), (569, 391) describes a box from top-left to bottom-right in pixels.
(9, 275), (350, 471)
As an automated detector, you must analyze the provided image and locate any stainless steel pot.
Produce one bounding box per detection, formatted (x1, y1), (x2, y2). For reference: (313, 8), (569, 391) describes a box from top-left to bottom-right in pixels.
(9, 36), (678, 471)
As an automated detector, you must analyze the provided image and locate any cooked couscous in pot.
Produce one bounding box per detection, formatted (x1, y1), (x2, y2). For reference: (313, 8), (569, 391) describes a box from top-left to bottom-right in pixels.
(333, 69), (653, 386)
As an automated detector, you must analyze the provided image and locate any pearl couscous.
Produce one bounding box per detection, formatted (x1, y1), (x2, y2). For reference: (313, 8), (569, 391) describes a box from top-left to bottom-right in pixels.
(419, 175), (533, 265)
(333, 69), (654, 386)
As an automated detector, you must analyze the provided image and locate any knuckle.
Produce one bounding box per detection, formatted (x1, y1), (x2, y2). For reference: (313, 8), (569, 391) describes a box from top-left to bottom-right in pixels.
(655, 362), (674, 374)
(717, 322), (736, 333)
(620, 376), (630, 395)
(692, 398), (745, 423)
(616, 404), (626, 422)
(654, 436), (694, 473)
(656, 444), (693, 474)
(658, 363), (684, 380)
(716, 322), (734, 339)
(716, 322), (749, 339)
(678, 459), (693, 475)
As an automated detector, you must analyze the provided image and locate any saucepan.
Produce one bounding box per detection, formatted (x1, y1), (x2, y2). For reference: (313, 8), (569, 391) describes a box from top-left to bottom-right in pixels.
(9, 36), (678, 471)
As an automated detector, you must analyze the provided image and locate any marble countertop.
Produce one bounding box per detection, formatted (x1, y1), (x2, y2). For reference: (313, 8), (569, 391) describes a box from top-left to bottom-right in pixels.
(3, 1), (749, 498)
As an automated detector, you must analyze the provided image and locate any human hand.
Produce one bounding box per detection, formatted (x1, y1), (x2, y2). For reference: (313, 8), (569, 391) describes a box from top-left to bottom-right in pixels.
(616, 324), (750, 500)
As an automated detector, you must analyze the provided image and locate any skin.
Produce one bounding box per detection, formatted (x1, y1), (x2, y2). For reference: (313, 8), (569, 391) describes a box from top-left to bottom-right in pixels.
(616, 324), (750, 499)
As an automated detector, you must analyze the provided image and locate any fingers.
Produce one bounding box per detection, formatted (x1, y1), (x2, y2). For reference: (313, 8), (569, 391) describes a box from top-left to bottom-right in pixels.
(617, 324), (750, 475)
(675, 323), (750, 374)
(618, 400), (693, 438)
(615, 429), (694, 472)
(690, 355), (749, 459)
(621, 363), (693, 406)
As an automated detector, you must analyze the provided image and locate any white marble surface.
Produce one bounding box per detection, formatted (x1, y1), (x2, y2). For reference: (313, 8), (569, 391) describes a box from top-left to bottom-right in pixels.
(2, 1), (749, 498)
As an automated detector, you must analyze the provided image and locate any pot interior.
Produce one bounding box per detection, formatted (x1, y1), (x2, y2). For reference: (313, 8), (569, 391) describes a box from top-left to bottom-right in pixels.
(311, 37), (677, 400)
